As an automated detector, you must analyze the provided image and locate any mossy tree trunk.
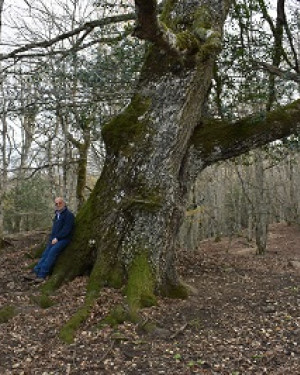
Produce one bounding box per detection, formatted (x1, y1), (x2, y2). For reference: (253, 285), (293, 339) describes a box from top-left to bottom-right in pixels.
(49, 0), (300, 317)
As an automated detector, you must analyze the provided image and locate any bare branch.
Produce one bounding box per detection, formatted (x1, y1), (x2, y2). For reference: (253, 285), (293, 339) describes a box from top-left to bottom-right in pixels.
(5, 30), (131, 60)
(254, 60), (300, 83)
(0, 12), (136, 61)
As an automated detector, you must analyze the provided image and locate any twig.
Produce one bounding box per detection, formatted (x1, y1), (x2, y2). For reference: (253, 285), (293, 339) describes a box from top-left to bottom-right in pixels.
(98, 339), (115, 363)
(170, 322), (188, 339)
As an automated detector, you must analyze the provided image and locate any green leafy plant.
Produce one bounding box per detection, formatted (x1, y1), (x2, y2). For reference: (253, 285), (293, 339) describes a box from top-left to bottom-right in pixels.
(173, 353), (182, 362)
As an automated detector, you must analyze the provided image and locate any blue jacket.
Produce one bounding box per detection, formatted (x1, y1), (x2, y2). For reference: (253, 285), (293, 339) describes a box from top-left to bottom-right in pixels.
(50, 207), (75, 242)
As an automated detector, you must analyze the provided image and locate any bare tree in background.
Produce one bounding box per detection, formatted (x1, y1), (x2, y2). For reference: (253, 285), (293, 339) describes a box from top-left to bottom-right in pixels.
(0, 0), (140, 215)
(0, 0), (7, 245)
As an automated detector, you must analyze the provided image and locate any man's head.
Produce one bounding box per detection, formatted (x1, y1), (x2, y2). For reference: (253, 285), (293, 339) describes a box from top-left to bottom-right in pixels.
(54, 197), (66, 210)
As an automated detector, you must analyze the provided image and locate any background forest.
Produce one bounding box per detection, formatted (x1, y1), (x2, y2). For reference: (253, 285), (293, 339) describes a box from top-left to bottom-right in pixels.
(1, 1), (300, 374)
(0, 0), (299, 252)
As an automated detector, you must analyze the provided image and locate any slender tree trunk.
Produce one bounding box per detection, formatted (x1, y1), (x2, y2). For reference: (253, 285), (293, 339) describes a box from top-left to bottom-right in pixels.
(254, 150), (268, 254)
(266, 0), (285, 111)
(246, 164), (254, 242)
(19, 108), (36, 178)
(67, 126), (91, 211)
(0, 0), (6, 245)
(46, 140), (57, 199)
(286, 153), (298, 225)
(179, 181), (201, 251)
(0, 108), (8, 245)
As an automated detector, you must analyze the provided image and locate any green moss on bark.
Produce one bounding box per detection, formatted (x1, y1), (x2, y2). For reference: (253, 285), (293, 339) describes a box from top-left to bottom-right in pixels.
(161, 2), (222, 60)
(193, 6), (213, 30)
(176, 31), (199, 52)
(191, 99), (300, 158)
(160, 0), (178, 26)
(98, 253), (158, 329)
(59, 262), (103, 344)
(102, 94), (151, 155)
(197, 32), (222, 61)
(125, 253), (157, 319)
(59, 305), (91, 344)
(86, 257), (112, 301)
(59, 248), (125, 343)
(106, 262), (124, 289)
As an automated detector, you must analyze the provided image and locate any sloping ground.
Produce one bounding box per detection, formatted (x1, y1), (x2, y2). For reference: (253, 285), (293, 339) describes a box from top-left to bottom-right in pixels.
(0, 223), (300, 374)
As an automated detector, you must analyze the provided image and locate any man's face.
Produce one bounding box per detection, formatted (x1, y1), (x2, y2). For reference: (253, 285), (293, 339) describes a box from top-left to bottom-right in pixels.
(55, 199), (64, 209)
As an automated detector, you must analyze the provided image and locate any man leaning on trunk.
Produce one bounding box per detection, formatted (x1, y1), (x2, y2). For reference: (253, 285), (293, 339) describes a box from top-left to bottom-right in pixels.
(24, 197), (75, 283)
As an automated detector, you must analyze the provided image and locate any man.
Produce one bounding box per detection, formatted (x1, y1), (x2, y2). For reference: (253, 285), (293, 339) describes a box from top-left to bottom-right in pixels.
(25, 197), (75, 282)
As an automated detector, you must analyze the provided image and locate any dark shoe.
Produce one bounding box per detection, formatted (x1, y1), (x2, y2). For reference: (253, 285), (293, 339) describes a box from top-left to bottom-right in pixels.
(23, 273), (37, 281)
(33, 277), (45, 283)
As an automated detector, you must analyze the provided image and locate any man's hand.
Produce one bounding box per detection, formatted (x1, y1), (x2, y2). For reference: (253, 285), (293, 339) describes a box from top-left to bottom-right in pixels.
(51, 238), (58, 245)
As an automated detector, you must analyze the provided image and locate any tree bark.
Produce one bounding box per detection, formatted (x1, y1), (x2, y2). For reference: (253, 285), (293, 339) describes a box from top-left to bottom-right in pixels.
(47, 0), (300, 324)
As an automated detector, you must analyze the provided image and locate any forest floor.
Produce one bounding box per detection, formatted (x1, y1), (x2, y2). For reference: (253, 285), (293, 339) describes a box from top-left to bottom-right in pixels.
(0, 222), (300, 375)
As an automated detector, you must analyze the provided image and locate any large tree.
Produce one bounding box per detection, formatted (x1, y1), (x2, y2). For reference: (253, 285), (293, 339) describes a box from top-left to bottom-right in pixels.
(2, 0), (300, 340)
(45, 0), (300, 341)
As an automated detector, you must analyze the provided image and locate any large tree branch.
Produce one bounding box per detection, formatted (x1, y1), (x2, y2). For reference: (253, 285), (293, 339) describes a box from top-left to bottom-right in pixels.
(133, 0), (232, 58)
(253, 61), (300, 83)
(191, 99), (300, 167)
(0, 13), (135, 61)
(133, 0), (182, 57)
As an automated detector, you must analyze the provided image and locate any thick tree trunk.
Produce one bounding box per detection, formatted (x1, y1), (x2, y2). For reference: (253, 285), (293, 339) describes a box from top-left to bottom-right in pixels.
(50, 0), (228, 304)
(47, 1), (300, 329)
(52, 55), (216, 299)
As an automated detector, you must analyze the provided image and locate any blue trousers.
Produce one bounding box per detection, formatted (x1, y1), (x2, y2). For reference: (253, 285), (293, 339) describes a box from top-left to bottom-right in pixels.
(34, 239), (70, 278)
